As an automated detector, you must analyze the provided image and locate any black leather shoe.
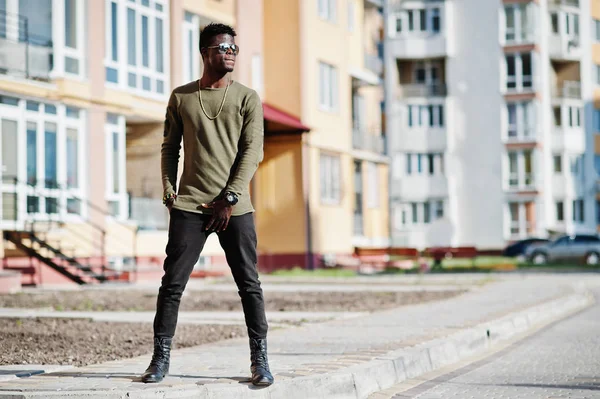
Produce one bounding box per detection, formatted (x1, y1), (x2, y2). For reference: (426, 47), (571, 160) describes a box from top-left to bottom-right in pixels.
(250, 338), (274, 386)
(141, 336), (172, 383)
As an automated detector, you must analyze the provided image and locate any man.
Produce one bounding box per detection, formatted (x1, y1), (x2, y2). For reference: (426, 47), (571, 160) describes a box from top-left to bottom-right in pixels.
(141, 23), (273, 387)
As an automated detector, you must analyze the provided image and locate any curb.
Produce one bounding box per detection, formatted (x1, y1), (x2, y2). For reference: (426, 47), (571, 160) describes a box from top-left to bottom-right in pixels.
(0, 291), (592, 398)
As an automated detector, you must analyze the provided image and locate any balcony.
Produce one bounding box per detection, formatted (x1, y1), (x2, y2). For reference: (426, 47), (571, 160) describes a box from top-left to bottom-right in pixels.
(391, 175), (448, 200)
(552, 81), (581, 100)
(352, 128), (385, 154)
(397, 83), (447, 99)
(389, 33), (447, 60)
(393, 127), (446, 153)
(552, 127), (585, 153)
(365, 53), (383, 76)
(505, 127), (537, 144)
(549, 34), (581, 60)
(548, 0), (579, 8)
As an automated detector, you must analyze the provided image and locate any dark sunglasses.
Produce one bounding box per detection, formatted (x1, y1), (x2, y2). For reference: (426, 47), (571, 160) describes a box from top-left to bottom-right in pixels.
(206, 43), (239, 55)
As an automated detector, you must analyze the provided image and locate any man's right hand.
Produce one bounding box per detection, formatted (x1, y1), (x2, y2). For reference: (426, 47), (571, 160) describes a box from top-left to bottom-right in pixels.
(166, 199), (174, 212)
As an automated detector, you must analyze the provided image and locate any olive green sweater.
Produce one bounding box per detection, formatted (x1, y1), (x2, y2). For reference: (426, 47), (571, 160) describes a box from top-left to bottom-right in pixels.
(161, 80), (264, 216)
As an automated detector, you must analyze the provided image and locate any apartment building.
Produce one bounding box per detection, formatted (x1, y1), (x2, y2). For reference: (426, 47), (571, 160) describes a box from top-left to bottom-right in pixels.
(593, 0), (600, 231)
(259, 0), (389, 269)
(384, 0), (596, 250)
(0, 0), (388, 285)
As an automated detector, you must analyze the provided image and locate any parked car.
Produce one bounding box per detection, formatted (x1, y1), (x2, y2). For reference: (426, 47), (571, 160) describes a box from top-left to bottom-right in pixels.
(502, 238), (549, 258)
(525, 234), (600, 265)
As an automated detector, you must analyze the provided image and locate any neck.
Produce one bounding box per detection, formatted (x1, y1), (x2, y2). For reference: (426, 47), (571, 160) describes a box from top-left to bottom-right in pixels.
(199, 70), (230, 88)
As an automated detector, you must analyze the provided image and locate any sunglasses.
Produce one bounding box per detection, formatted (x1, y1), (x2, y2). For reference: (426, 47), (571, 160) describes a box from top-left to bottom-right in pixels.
(206, 43), (239, 55)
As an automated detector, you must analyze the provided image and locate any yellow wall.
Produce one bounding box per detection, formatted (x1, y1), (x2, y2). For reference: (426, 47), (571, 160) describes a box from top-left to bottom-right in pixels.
(254, 135), (307, 254)
(347, 1), (365, 70)
(362, 163), (389, 240)
(263, 0), (302, 117)
(593, 0), (600, 18)
(182, 0), (236, 26)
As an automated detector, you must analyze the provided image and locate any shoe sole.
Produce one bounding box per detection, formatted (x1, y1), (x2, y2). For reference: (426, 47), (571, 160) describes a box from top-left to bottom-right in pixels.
(252, 380), (274, 387)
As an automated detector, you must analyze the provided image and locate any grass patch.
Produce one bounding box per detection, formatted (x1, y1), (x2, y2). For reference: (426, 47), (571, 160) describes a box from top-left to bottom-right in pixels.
(268, 267), (357, 278)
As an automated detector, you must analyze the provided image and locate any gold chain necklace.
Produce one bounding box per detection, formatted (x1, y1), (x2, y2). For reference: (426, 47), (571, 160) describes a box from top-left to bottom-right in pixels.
(199, 78), (231, 120)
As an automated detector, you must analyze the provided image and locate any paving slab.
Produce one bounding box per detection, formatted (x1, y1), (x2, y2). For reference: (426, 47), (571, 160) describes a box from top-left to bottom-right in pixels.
(0, 274), (595, 398)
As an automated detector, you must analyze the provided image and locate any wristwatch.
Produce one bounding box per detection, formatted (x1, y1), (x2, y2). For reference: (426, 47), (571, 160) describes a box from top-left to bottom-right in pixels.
(224, 191), (238, 206)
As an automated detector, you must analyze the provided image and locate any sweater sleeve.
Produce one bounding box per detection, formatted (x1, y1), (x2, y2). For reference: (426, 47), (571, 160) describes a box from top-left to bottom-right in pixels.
(161, 92), (183, 197)
(225, 90), (264, 197)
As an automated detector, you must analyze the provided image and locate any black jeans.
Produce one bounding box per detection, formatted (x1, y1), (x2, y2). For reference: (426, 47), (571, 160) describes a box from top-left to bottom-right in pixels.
(153, 209), (268, 340)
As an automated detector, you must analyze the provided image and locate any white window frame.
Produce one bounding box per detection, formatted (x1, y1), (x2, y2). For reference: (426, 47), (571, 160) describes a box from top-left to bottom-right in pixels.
(566, 106), (581, 128)
(320, 153), (341, 205)
(405, 152), (444, 176)
(0, 96), (87, 229)
(505, 101), (535, 141)
(505, 150), (535, 190)
(104, 0), (170, 99)
(105, 113), (127, 220)
(367, 162), (378, 208)
(182, 11), (200, 84)
(318, 0), (336, 23)
(505, 52), (533, 92)
(319, 62), (338, 112)
(406, 103), (444, 128)
(506, 201), (533, 239)
(502, 3), (535, 44)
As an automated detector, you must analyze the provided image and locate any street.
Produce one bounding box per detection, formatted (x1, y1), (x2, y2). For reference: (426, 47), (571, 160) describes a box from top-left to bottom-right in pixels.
(384, 288), (600, 399)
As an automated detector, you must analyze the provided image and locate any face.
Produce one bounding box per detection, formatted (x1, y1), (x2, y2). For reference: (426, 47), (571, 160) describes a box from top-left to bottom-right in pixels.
(202, 33), (238, 74)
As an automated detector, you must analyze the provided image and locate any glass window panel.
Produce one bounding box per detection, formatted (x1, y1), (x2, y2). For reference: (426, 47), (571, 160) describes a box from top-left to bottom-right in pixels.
(106, 67), (118, 83)
(112, 131), (120, 193)
(155, 17), (164, 72)
(26, 121), (37, 185)
(127, 8), (136, 66)
(2, 120), (18, 181)
(26, 101), (39, 111)
(44, 122), (57, 188)
(67, 198), (81, 214)
(65, 0), (77, 48)
(44, 104), (57, 114)
(128, 72), (137, 88)
(2, 192), (16, 220)
(111, 2), (118, 61)
(66, 128), (78, 189)
(141, 15), (149, 67)
(27, 196), (39, 213)
(142, 76), (151, 91)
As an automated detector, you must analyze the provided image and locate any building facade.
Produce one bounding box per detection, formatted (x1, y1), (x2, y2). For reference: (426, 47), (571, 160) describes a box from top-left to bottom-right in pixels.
(0, 0), (389, 285)
(384, 0), (596, 250)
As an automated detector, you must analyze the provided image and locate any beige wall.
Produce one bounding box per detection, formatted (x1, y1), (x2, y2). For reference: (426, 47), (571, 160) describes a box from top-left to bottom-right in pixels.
(264, 0), (302, 116)
(347, 0), (365, 70)
(254, 135), (307, 254)
(362, 163), (389, 240)
(235, 0), (264, 97)
(182, 0), (236, 25)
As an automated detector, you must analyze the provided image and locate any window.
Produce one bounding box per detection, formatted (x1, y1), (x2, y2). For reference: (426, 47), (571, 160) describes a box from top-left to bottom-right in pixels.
(319, 62), (338, 111)
(406, 153), (444, 176)
(320, 153), (341, 204)
(597, 200), (600, 224)
(504, 3), (535, 43)
(506, 101), (534, 140)
(508, 201), (535, 237)
(573, 199), (584, 223)
(570, 154), (584, 179)
(397, 200), (445, 226)
(347, 0), (354, 32)
(63, 0), (84, 75)
(596, 65), (600, 85)
(367, 162), (378, 208)
(595, 19), (600, 41)
(567, 106), (581, 127)
(554, 154), (562, 173)
(105, 113), (127, 218)
(506, 150), (534, 189)
(393, 7), (441, 36)
(407, 104), (444, 128)
(556, 201), (564, 222)
(594, 155), (600, 176)
(506, 53), (533, 91)
(105, 0), (169, 95)
(318, 0), (336, 22)
(183, 11), (200, 83)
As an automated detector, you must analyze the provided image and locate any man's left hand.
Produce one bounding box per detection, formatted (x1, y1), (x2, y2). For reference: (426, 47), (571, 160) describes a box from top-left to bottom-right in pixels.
(201, 199), (233, 232)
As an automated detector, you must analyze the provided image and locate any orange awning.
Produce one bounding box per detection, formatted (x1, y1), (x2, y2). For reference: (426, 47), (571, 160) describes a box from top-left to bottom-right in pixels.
(263, 103), (310, 135)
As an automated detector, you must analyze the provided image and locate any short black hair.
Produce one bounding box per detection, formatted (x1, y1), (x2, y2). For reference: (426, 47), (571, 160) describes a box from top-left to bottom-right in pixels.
(199, 23), (237, 51)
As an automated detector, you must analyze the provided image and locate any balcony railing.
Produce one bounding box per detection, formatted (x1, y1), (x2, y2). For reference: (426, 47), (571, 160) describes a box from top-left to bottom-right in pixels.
(552, 81), (581, 100)
(0, 11), (53, 81)
(548, 0), (579, 7)
(365, 53), (383, 76)
(397, 83), (447, 98)
(352, 128), (385, 154)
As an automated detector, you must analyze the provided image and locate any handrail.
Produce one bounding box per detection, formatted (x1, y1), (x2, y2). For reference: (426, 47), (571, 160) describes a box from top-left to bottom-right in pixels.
(1, 176), (138, 272)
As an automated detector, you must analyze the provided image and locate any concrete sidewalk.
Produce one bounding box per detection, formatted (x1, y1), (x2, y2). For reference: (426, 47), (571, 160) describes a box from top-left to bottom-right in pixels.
(0, 274), (595, 398)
